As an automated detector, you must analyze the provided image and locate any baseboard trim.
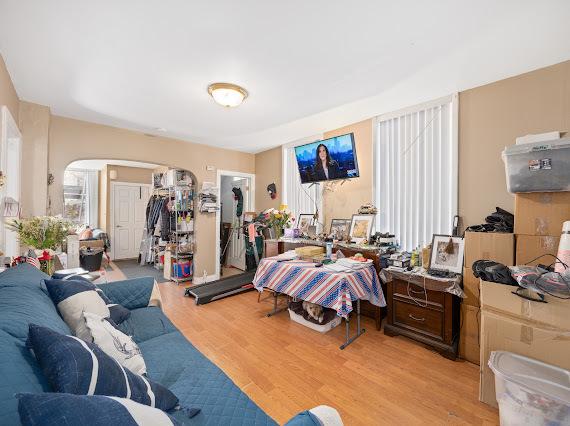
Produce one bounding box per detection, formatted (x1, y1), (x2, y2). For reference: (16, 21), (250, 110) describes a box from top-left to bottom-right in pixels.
(192, 274), (219, 285)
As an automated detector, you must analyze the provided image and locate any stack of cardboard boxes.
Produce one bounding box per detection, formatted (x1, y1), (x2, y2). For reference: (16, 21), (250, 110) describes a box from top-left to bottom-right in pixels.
(460, 232), (515, 364)
(478, 192), (570, 407)
(513, 192), (570, 264)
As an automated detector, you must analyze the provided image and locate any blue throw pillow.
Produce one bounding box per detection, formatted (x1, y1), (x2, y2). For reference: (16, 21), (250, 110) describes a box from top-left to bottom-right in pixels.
(17, 393), (180, 426)
(27, 324), (179, 411)
(45, 277), (131, 325)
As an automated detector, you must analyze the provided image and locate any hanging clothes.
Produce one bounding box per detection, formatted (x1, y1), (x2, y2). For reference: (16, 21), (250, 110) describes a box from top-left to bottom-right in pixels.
(232, 187), (243, 217)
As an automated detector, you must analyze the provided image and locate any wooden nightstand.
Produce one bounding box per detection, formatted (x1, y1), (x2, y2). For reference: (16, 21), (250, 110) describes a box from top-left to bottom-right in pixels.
(384, 273), (461, 360)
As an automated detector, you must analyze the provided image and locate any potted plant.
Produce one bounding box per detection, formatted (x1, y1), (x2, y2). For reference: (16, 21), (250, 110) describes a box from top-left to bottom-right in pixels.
(7, 216), (73, 274)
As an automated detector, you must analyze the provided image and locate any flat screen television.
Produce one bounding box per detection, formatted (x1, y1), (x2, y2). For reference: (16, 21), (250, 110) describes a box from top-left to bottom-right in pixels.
(294, 133), (359, 184)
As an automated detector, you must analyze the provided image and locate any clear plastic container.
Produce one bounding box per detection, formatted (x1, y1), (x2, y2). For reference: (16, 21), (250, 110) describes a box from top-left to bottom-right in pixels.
(502, 138), (570, 193)
(488, 351), (570, 425)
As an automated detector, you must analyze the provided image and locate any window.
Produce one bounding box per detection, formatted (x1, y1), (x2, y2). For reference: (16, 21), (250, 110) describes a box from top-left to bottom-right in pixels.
(63, 169), (99, 227)
(373, 94), (458, 251)
(282, 135), (323, 226)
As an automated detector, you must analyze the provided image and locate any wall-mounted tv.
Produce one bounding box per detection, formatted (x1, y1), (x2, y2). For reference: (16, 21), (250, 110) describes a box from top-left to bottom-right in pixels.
(294, 133), (359, 184)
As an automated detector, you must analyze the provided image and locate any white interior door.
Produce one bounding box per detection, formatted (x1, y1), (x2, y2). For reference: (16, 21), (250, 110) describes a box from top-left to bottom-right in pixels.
(113, 183), (150, 260)
(228, 178), (248, 271)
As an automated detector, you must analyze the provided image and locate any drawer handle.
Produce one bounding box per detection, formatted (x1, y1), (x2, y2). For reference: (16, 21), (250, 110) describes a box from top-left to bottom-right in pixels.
(408, 288), (425, 295)
(409, 313), (425, 322)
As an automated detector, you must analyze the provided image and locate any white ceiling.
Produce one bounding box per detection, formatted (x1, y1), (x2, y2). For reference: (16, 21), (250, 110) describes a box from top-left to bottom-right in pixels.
(68, 159), (159, 170)
(1, 1), (569, 153)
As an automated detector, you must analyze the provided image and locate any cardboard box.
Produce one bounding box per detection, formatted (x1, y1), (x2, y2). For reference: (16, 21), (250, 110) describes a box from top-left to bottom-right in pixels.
(295, 246), (325, 257)
(464, 232), (515, 267)
(459, 304), (480, 365)
(515, 234), (560, 266)
(462, 267), (480, 307)
(514, 192), (570, 236)
(479, 280), (570, 407)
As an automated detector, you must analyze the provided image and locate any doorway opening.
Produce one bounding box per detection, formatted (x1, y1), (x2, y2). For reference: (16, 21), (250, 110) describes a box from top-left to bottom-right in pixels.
(0, 106), (22, 257)
(215, 170), (255, 281)
(63, 159), (195, 285)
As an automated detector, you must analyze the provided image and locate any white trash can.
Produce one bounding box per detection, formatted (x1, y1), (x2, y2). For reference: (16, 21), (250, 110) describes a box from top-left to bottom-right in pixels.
(488, 351), (570, 425)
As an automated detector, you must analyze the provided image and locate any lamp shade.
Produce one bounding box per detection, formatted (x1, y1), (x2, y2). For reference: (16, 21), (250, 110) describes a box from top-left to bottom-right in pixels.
(208, 83), (248, 107)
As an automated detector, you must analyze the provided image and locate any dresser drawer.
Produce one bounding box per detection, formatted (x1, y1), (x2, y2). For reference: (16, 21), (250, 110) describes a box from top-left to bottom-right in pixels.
(393, 279), (444, 306)
(393, 299), (443, 340)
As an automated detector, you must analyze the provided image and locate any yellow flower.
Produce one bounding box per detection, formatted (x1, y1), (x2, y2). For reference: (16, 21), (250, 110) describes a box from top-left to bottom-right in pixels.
(274, 213), (282, 219)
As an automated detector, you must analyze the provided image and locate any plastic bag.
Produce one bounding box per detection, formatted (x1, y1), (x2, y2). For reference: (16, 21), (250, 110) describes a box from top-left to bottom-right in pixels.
(509, 266), (570, 299)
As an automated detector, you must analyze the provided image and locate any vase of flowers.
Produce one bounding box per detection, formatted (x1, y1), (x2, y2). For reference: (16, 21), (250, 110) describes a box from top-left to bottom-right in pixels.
(261, 206), (294, 240)
(7, 216), (73, 274)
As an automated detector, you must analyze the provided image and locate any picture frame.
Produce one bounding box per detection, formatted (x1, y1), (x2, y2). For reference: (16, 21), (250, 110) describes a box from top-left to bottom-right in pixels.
(428, 234), (465, 274)
(348, 214), (375, 243)
(329, 219), (351, 241)
(297, 214), (315, 234)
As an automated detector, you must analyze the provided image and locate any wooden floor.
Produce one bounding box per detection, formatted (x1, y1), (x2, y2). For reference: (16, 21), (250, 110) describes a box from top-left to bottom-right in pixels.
(154, 282), (499, 425)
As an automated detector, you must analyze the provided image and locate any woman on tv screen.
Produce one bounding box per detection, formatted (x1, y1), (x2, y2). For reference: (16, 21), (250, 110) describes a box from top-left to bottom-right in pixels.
(314, 143), (340, 180)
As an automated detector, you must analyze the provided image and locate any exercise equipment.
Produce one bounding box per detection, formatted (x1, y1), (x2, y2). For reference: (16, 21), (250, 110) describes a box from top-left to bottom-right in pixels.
(185, 270), (256, 304)
(184, 221), (265, 304)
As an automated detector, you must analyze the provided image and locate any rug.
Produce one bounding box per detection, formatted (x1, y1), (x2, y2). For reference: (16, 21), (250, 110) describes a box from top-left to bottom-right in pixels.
(113, 259), (169, 283)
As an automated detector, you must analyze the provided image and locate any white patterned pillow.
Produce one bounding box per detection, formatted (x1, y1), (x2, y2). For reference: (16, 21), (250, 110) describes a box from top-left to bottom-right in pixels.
(83, 312), (146, 375)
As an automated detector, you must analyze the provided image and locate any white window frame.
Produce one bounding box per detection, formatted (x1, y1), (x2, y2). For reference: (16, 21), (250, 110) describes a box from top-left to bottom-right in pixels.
(373, 94), (459, 251)
(281, 134), (324, 228)
(64, 168), (99, 228)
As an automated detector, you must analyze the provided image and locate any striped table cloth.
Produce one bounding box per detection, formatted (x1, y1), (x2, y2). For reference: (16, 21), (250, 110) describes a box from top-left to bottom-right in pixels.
(253, 258), (386, 317)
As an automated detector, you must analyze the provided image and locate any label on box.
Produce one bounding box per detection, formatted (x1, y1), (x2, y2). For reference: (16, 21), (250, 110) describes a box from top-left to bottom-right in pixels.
(528, 158), (551, 171)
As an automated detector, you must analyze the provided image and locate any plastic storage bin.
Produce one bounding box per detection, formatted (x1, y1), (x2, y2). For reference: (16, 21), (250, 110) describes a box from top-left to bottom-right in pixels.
(488, 351), (570, 425)
(288, 309), (342, 333)
(502, 138), (570, 193)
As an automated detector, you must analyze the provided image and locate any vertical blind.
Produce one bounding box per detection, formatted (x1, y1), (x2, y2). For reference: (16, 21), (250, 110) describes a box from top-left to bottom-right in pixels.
(374, 95), (458, 251)
(282, 136), (322, 223)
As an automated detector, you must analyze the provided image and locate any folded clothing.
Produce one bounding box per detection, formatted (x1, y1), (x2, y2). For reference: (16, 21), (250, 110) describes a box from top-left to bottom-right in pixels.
(466, 206), (514, 233)
(17, 393), (180, 426)
(27, 324), (179, 411)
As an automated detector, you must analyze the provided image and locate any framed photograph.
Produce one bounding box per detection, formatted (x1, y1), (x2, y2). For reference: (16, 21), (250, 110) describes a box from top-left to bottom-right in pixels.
(348, 214), (375, 243)
(329, 219), (351, 241)
(428, 234), (465, 274)
(297, 214), (314, 234)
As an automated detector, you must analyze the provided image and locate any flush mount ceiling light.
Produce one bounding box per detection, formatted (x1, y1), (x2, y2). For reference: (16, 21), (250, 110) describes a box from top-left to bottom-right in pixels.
(207, 82), (248, 107)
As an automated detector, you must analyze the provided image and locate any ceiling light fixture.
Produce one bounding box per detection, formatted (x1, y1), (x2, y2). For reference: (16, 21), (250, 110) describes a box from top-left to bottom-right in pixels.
(207, 82), (248, 107)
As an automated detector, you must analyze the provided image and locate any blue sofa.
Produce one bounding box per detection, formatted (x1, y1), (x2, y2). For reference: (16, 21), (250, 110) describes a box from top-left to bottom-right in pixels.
(0, 264), (333, 425)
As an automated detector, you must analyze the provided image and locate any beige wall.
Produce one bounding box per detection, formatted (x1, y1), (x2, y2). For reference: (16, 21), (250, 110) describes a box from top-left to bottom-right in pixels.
(458, 60), (570, 228)
(255, 60), (570, 235)
(321, 120), (373, 230)
(255, 146), (282, 212)
(19, 101), (50, 217)
(48, 115), (255, 277)
(0, 55), (19, 126)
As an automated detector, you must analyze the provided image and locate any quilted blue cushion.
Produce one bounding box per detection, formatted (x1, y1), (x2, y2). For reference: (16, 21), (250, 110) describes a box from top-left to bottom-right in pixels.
(118, 307), (177, 343)
(0, 285), (71, 340)
(0, 263), (50, 293)
(28, 324), (179, 411)
(0, 330), (51, 426)
(17, 393), (181, 426)
(98, 277), (155, 310)
(140, 331), (277, 426)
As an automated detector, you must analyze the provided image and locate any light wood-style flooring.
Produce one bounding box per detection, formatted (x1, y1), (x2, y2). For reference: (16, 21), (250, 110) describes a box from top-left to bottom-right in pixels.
(155, 282), (499, 425)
